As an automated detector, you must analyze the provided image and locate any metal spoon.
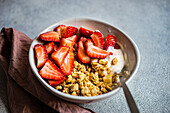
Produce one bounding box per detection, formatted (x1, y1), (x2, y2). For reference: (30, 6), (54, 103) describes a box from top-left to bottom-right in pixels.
(119, 76), (140, 113)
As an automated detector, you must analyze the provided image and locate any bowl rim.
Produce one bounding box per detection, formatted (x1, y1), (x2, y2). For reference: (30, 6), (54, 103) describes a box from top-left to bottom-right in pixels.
(29, 17), (140, 101)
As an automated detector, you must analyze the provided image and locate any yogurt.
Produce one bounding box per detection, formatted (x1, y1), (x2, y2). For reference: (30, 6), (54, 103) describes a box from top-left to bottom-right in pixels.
(104, 46), (125, 75)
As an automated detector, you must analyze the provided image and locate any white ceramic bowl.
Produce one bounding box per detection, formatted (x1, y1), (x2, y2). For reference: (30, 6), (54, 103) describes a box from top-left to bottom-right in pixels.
(29, 17), (140, 103)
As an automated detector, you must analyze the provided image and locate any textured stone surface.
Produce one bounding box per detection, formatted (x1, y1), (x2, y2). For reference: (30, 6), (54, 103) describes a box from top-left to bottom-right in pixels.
(0, 0), (170, 113)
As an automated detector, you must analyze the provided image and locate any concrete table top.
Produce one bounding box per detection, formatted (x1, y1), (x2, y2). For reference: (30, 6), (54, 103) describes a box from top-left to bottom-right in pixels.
(0, 0), (169, 113)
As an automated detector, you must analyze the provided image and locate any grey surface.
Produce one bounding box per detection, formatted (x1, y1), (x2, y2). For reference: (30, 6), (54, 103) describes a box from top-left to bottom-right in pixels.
(0, 0), (170, 113)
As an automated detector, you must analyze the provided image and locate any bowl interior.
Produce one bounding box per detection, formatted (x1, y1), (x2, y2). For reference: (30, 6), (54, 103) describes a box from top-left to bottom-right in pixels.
(29, 18), (140, 103)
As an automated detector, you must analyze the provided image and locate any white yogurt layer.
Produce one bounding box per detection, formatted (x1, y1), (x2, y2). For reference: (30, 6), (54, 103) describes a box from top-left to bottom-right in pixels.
(105, 46), (125, 75)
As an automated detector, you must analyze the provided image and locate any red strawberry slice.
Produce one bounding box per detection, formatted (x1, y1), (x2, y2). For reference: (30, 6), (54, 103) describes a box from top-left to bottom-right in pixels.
(44, 42), (54, 54)
(104, 34), (116, 50)
(60, 52), (74, 75)
(34, 44), (48, 68)
(54, 44), (58, 51)
(56, 25), (66, 38)
(79, 27), (93, 37)
(78, 37), (90, 64)
(62, 26), (78, 38)
(84, 39), (113, 59)
(48, 76), (67, 87)
(66, 35), (77, 45)
(51, 46), (70, 67)
(91, 31), (105, 49)
(60, 38), (74, 51)
(39, 31), (60, 42)
(39, 60), (64, 80)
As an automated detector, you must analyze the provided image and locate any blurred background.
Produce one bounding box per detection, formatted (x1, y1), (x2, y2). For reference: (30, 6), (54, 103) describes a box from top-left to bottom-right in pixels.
(0, 0), (170, 113)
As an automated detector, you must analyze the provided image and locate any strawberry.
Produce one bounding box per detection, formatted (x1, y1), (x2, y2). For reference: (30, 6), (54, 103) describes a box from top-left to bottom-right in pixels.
(104, 34), (116, 50)
(44, 42), (54, 54)
(78, 37), (90, 64)
(60, 52), (74, 75)
(34, 44), (48, 68)
(51, 46), (70, 67)
(79, 27), (93, 37)
(39, 60), (65, 80)
(56, 25), (66, 38)
(48, 76), (67, 87)
(39, 31), (60, 42)
(90, 31), (105, 49)
(66, 35), (77, 45)
(84, 39), (113, 59)
(54, 44), (58, 51)
(60, 38), (74, 51)
(62, 26), (78, 38)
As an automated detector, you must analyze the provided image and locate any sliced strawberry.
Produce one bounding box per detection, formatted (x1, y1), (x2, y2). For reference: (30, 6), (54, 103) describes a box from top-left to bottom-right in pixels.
(78, 37), (90, 64)
(54, 44), (58, 51)
(62, 26), (78, 38)
(104, 34), (116, 50)
(51, 46), (70, 67)
(34, 44), (48, 68)
(39, 31), (60, 42)
(56, 25), (66, 38)
(66, 35), (77, 45)
(48, 76), (67, 87)
(44, 42), (54, 54)
(60, 38), (74, 51)
(90, 31), (105, 49)
(79, 27), (93, 37)
(39, 60), (64, 80)
(84, 39), (113, 59)
(60, 52), (74, 75)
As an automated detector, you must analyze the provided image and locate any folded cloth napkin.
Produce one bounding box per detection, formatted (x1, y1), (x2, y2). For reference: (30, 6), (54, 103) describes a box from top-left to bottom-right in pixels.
(0, 28), (95, 113)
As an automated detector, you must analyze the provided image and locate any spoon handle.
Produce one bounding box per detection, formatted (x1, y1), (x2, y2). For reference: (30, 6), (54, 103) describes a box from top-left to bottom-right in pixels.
(119, 76), (140, 113)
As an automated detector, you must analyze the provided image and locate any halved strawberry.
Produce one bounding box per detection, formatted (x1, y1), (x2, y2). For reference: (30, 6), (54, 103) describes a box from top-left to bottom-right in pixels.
(48, 76), (67, 87)
(44, 42), (54, 54)
(60, 38), (74, 51)
(54, 44), (58, 51)
(84, 39), (113, 59)
(91, 31), (105, 49)
(56, 25), (66, 38)
(39, 31), (60, 42)
(79, 27), (93, 37)
(34, 44), (48, 68)
(60, 52), (74, 75)
(78, 37), (90, 64)
(66, 35), (77, 45)
(62, 26), (78, 38)
(51, 46), (70, 67)
(104, 34), (116, 50)
(39, 60), (64, 80)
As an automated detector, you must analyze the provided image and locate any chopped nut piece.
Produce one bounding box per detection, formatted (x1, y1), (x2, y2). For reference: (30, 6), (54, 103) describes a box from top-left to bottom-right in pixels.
(91, 62), (98, 66)
(72, 92), (77, 96)
(70, 84), (79, 92)
(101, 87), (107, 93)
(99, 59), (108, 65)
(56, 85), (62, 90)
(112, 57), (118, 65)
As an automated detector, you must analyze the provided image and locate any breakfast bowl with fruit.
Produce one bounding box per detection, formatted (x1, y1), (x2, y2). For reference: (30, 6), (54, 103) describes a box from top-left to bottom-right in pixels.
(29, 18), (140, 103)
